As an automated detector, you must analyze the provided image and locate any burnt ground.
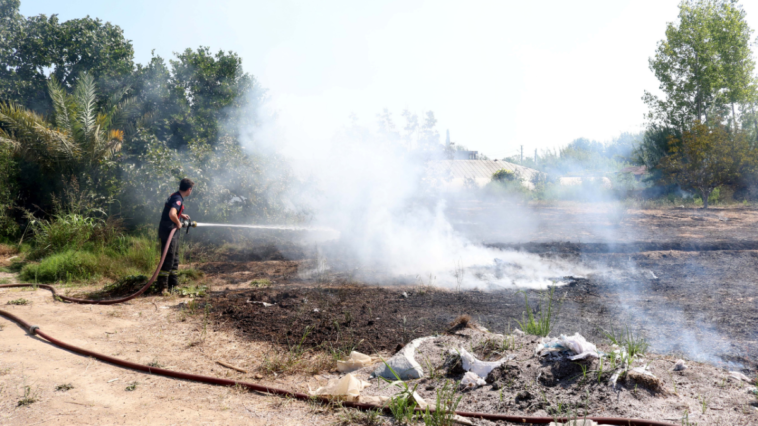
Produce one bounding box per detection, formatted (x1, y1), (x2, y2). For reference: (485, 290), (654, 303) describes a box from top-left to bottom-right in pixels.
(191, 204), (758, 422)
(207, 248), (758, 371)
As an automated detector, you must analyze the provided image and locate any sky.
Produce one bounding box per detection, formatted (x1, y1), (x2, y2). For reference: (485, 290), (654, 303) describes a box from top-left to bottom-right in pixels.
(20, 0), (758, 159)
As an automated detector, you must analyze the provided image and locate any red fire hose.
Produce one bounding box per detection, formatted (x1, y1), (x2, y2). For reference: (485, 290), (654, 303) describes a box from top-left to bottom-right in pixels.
(0, 228), (676, 425)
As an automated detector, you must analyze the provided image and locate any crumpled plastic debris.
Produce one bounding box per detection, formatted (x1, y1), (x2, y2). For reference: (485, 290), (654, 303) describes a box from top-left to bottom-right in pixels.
(535, 333), (599, 360)
(358, 395), (389, 406)
(513, 329), (525, 336)
(729, 371), (752, 383)
(309, 373), (370, 400)
(461, 371), (487, 388)
(248, 301), (275, 307)
(458, 347), (509, 377)
(672, 359), (687, 371)
(337, 351), (381, 373)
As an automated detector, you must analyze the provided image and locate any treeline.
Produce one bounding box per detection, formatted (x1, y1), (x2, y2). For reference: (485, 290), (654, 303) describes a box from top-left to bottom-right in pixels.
(0, 0), (289, 240)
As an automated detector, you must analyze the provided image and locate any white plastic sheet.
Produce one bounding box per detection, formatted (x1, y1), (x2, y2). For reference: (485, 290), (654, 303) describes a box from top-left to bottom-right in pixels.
(458, 347), (508, 377)
(337, 351), (380, 373)
(309, 373), (370, 400)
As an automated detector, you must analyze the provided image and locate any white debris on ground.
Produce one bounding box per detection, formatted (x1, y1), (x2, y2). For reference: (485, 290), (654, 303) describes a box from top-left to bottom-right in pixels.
(459, 347), (509, 377)
(307, 324), (756, 425)
(372, 336), (433, 380)
(309, 373), (370, 400)
(535, 333), (599, 360)
(729, 371), (752, 383)
(337, 351), (381, 373)
(461, 371), (487, 388)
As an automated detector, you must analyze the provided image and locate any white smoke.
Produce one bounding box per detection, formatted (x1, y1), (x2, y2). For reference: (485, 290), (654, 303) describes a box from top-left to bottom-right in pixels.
(241, 102), (590, 289)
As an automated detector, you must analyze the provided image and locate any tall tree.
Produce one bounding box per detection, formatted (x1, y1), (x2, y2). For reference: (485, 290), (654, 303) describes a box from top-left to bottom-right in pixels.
(643, 0), (756, 131)
(0, 5), (134, 114)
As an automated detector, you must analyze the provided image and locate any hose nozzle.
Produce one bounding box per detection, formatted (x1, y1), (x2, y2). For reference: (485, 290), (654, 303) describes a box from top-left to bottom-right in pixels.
(181, 219), (197, 229)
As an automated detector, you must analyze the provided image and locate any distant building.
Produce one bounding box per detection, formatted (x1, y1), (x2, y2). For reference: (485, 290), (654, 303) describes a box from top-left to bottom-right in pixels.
(427, 159), (541, 191)
(445, 129), (480, 160)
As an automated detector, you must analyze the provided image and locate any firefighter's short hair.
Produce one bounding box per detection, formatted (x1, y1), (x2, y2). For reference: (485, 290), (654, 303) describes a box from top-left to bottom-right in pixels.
(179, 178), (195, 191)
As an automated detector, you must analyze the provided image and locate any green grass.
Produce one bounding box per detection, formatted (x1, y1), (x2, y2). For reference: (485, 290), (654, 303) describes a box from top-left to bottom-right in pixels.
(250, 278), (271, 288)
(421, 380), (462, 426)
(602, 325), (649, 359)
(19, 235), (159, 284)
(7, 298), (30, 305)
(517, 286), (562, 337)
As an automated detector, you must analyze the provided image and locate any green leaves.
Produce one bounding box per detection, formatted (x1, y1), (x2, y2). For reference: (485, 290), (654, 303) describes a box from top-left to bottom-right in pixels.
(645, 0), (756, 129)
(660, 121), (752, 207)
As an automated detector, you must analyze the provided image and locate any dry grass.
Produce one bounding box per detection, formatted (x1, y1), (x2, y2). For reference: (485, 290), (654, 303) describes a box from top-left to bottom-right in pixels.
(0, 243), (18, 257)
(258, 346), (334, 376)
(450, 314), (471, 328)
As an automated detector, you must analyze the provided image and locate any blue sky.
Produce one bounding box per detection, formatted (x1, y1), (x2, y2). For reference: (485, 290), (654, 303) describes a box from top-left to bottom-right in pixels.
(20, 0), (758, 158)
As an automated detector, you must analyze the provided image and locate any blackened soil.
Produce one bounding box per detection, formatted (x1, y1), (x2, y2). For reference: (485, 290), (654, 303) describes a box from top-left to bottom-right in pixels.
(209, 249), (758, 372)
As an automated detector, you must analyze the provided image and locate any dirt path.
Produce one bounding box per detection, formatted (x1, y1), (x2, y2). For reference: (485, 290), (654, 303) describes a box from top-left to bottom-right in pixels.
(0, 280), (342, 426)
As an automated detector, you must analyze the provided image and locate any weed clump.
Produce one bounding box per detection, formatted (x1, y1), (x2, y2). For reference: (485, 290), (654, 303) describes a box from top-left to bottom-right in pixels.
(17, 385), (38, 406)
(603, 325), (649, 358)
(250, 278), (271, 288)
(55, 383), (74, 392)
(517, 286), (563, 337)
(7, 298), (30, 305)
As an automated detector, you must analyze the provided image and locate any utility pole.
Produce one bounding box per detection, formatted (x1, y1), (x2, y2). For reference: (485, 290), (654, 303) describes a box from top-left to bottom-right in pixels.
(520, 145), (523, 164)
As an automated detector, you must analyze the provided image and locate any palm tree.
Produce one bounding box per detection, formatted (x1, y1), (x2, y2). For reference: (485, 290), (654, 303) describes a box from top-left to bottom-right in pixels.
(0, 73), (133, 174)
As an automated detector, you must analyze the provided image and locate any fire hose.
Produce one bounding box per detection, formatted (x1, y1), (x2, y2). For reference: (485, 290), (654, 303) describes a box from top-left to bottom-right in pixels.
(0, 226), (676, 425)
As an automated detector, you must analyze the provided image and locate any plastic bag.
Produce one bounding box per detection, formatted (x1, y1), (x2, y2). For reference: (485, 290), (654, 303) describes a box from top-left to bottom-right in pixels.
(337, 351), (380, 373)
(460, 371), (487, 388)
(458, 347), (508, 377)
(535, 333), (599, 360)
(309, 373), (370, 400)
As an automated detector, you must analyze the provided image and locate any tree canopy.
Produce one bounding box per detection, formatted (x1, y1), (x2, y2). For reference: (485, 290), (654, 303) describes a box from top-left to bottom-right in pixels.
(643, 0), (756, 131)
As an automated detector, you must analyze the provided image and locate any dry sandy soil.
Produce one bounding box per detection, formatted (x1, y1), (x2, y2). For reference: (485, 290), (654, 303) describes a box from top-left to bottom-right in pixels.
(2, 204), (758, 425)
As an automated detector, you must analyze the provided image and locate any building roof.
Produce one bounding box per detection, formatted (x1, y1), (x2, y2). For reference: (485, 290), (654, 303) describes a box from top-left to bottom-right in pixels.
(427, 160), (541, 190)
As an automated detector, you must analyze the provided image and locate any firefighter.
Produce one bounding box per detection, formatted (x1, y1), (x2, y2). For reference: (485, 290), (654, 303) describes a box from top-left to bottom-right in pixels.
(157, 178), (194, 293)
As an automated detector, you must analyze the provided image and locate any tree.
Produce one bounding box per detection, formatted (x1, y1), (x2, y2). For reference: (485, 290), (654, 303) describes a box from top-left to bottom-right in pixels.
(0, 73), (134, 210)
(643, 0), (756, 131)
(660, 121), (752, 207)
(0, 5), (134, 114)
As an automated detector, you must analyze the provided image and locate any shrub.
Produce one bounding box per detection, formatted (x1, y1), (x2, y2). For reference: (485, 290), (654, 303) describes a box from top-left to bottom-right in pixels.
(21, 250), (101, 282)
(28, 213), (101, 259)
(19, 235), (159, 283)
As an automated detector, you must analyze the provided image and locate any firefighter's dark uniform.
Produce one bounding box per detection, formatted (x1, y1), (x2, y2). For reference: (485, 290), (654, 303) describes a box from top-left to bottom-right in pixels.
(158, 192), (185, 291)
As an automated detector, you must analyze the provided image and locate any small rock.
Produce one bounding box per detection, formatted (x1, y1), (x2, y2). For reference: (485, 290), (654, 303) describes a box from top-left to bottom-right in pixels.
(401, 292), (409, 298)
(513, 329), (525, 336)
(313, 308), (320, 313)
(673, 359), (687, 371)
(627, 367), (667, 394)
